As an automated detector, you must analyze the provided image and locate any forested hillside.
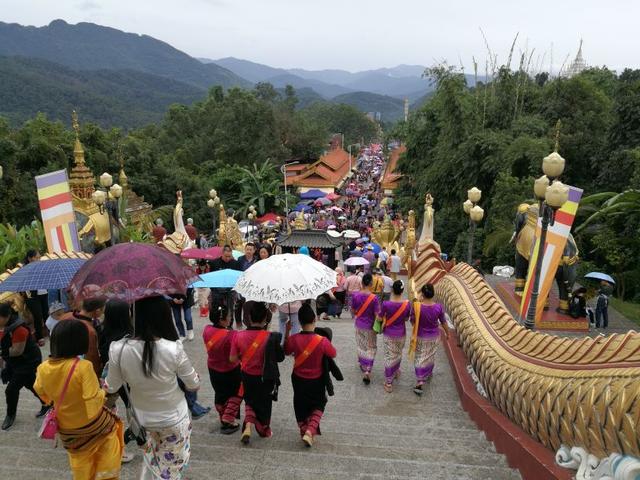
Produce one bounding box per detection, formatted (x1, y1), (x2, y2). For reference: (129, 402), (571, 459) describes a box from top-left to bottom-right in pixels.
(0, 19), (249, 89)
(0, 56), (206, 128)
(0, 83), (377, 231)
(394, 65), (640, 300)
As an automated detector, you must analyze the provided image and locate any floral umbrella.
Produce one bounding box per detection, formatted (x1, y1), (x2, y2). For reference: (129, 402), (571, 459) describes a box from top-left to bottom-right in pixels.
(69, 243), (200, 303)
(234, 253), (336, 305)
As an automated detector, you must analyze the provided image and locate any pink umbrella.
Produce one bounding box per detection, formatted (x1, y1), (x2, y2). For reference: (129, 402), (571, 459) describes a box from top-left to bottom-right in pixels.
(326, 192), (341, 201)
(181, 246), (223, 260)
(69, 243), (200, 303)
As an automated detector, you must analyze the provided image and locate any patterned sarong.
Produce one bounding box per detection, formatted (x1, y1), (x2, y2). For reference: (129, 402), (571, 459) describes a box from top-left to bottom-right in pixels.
(383, 335), (405, 384)
(414, 336), (439, 384)
(355, 327), (377, 373)
(142, 416), (192, 480)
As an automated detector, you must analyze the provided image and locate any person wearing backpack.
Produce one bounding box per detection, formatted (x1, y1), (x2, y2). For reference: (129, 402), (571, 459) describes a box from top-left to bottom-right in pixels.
(284, 303), (337, 447)
(229, 302), (284, 444)
(1, 302), (48, 430)
(350, 274), (381, 385)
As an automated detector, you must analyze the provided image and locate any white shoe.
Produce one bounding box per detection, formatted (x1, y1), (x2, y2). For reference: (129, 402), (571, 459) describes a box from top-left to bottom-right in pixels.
(186, 330), (194, 341)
(121, 450), (135, 463)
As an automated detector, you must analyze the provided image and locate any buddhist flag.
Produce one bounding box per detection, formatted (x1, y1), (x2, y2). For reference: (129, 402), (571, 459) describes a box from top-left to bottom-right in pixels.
(519, 186), (583, 325)
(35, 169), (81, 253)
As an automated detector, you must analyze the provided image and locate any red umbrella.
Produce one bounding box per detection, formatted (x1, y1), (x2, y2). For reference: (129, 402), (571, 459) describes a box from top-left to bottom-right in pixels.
(181, 247), (223, 260)
(257, 212), (280, 223)
(69, 243), (200, 303)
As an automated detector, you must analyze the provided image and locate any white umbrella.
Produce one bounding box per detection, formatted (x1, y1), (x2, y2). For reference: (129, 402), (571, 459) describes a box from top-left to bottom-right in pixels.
(344, 256), (370, 266)
(234, 253), (337, 305)
(327, 229), (341, 238)
(240, 225), (257, 233)
(343, 229), (361, 239)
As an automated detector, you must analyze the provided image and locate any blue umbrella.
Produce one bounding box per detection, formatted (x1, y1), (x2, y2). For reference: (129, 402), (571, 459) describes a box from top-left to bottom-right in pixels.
(294, 203), (312, 212)
(364, 242), (382, 254)
(584, 272), (616, 285)
(299, 189), (326, 200)
(191, 269), (242, 288)
(0, 258), (87, 292)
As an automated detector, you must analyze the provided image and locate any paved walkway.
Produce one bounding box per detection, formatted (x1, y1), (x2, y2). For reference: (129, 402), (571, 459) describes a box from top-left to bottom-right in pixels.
(0, 310), (521, 480)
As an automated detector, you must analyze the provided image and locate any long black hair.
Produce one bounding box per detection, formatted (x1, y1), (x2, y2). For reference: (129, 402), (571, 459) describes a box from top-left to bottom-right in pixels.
(134, 296), (178, 377)
(102, 300), (133, 341)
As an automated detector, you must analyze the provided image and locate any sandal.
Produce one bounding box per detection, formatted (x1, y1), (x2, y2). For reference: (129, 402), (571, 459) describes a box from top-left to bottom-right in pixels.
(240, 423), (252, 444)
(383, 383), (393, 393)
(362, 373), (371, 385)
(302, 430), (313, 447)
(413, 384), (423, 396)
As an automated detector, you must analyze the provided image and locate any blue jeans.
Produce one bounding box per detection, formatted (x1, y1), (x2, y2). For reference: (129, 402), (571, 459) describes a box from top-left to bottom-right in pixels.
(279, 311), (300, 345)
(171, 304), (193, 337)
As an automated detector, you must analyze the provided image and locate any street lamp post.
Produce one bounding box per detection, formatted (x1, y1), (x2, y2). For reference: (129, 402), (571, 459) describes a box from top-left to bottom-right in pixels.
(463, 187), (484, 264)
(208, 189), (220, 242)
(281, 161), (299, 230)
(247, 205), (257, 241)
(524, 150), (569, 329)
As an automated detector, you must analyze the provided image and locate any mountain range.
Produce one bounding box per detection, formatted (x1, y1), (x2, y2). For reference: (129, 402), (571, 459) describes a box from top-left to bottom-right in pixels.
(0, 19), (456, 127)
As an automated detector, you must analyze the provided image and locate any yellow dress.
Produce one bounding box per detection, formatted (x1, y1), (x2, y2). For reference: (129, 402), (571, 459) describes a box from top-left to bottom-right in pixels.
(34, 358), (123, 480)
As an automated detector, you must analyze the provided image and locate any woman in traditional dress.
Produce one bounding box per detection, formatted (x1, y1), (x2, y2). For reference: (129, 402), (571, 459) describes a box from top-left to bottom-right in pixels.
(106, 296), (200, 480)
(229, 302), (284, 444)
(380, 280), (411, 392)
(284, 303), (337, 447)
(350, 273), (380, 385)
(203, 304), (242, 434)
(409, 283), (450, 395)
(34, 319), (123, 480)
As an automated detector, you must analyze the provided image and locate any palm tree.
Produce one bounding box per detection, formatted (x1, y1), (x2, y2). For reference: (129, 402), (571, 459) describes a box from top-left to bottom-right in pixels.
(237, 160), (286, 216)
(575, 189), (640, 234)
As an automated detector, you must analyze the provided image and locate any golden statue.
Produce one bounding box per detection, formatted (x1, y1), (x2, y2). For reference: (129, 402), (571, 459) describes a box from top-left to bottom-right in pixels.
(217, 205), (227, 246)
(161, 191), (193, 254)
(402, 210), (417, 279)
(294, 211), (307, 231)
(225, 215), (244, 250)
(77, 210), (112, 246)
(372, 215), (399, 248)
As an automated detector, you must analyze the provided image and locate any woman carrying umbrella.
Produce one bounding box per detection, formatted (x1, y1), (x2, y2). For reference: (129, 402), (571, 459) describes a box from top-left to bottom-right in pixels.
(105, 296), (200, 479)
(350, 274), (380, 385)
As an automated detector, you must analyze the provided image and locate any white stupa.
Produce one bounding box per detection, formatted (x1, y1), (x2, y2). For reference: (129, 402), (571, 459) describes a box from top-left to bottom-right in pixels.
(563, 40), (587, 78)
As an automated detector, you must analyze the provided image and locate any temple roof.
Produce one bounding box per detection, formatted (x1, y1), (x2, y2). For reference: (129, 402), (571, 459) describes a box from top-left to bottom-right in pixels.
(277, 230), (342, 249)
(286, 148), (351, 188)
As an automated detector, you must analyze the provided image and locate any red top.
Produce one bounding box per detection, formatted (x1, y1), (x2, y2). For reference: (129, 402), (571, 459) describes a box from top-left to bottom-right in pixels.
(202, 325), (238, 372)
(0, 325), (30, 343)
(230, 328), (269, 375)
(285, 332), (337, 379)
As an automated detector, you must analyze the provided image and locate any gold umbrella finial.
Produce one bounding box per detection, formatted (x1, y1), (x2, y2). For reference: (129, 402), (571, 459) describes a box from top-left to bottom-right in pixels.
(72, 110), (80, 138)
(554, 119), (562, 152)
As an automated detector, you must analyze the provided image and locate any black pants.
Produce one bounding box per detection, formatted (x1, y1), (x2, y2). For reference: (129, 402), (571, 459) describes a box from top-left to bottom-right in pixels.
(234, 296), (245, 329)
(25, 295), (48, 340)
(5, 368), (42, 416)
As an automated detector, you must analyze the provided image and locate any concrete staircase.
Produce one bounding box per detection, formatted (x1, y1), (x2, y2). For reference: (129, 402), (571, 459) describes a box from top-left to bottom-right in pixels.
(0, 315), (521, 479)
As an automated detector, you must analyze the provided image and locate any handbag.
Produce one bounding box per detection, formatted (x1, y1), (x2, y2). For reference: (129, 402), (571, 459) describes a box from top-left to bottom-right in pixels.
(38, 357), (80, 442)
(372, 317), (383, 334)
(117, 341), (147, 446)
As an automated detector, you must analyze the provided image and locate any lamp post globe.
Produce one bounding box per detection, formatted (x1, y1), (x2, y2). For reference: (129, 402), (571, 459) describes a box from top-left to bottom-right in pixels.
(463, 199), (473, 214)
(99, 172), (113, 188)
(209, 189), (217, 199)
(109, 184), (123, 199)
(207, 199), (216, 209)
(534, 175), (550, 201)
(542, 151), (565, 178)
(467, 187), (482, 204)
(470, 205), (484, 223)
(92, 190), (106, 206)
(545, 181), (570, 209)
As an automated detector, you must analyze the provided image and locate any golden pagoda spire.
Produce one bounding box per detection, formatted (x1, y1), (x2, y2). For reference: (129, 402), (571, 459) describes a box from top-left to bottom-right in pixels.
(68, 110), (95, 203)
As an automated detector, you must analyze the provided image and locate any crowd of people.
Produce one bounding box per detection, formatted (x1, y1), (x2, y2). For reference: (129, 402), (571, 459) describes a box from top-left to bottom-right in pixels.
(0, 145), (454, 480)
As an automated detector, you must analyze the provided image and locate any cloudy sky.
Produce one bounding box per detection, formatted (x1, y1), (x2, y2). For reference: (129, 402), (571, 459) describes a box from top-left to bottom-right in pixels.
(2, 0), (637, 72)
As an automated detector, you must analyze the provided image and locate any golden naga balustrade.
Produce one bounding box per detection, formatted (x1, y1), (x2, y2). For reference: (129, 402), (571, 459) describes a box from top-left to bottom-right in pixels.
(411, 241), (640, 458)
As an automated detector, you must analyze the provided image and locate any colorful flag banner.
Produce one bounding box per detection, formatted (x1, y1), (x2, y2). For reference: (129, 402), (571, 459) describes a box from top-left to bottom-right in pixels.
(35, 169), (81, 253)
(519, 186), (583, 324)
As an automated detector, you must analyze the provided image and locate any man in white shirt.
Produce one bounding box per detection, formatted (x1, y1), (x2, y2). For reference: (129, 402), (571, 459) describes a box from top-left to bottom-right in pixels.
(389, 249), (402, 281)
(381, 272), (394, 301)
